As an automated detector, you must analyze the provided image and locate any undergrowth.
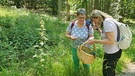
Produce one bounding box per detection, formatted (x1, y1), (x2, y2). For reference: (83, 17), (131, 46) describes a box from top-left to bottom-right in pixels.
(0, 6), (135, 76)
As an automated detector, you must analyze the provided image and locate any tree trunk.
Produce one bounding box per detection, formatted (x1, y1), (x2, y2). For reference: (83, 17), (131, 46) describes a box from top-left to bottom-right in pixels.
(31, 0), (36, 9)
(89, 0), (94, 14)
(87, 0), (91, 19)
(58, 0), (62, 20)
(14, 0), (21, 8)
(82, 0), (88, 18)
(105, 0), (111, 13)
(94, 0), (99, 9)
(65, 0), (70, 21)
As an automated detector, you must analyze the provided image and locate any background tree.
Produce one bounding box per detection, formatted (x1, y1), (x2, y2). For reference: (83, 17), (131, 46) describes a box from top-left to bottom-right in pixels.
(120, 0), (135, 19)
(14, 0), (21, 8)
(109, 0), (121, 20)
(65, 0), (70, 21)
(0, 0), (134, 20)
(58, 0), (62, 20)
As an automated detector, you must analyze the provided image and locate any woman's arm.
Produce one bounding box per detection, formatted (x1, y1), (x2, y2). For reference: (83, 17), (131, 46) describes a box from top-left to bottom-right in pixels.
(65, 32), (71, 39)
(88, 32), (114, 44)
(88, 34), (94, 40)
(65, 32), (76, 40)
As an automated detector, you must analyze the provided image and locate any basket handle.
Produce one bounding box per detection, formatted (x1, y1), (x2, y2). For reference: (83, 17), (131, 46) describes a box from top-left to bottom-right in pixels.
(80, 41), (95, 51)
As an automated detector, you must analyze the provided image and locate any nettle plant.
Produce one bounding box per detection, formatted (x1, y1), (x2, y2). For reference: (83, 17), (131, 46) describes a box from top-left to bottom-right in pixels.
(28, 20), (52, 75)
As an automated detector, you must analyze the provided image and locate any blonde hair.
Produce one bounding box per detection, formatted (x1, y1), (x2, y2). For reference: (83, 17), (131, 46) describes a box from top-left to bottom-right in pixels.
(90, 10), (113, 22)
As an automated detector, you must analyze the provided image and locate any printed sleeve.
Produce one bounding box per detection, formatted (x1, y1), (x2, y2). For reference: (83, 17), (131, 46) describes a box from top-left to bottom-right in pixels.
(89, 24), (94, 34)
(103, 20), (114, 32)
(66, 22), (72, 32)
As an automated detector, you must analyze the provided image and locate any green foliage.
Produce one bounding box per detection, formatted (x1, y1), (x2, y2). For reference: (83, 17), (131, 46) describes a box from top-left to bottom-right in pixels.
(0, 6), (41, 72)
(120, 0), (135, 19)
(0, 6), (135, 76)
(0, 0), (10, 6)
(9, 14), (40, 50)
(0, 16), (15, 28)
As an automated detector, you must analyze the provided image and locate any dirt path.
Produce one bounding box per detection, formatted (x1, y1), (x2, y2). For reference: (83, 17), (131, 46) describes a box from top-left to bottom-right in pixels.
(118, 62), (135, 76)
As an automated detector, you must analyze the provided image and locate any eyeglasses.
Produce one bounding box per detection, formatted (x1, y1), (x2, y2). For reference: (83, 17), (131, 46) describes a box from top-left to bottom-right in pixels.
(78, 17), (85, 19)
(92, 17), (98, 19)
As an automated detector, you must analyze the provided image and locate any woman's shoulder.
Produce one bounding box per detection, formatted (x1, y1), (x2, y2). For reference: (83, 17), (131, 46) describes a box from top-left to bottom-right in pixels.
(104, 18), (115, 25)
(104, 18), (114, 22)
(103, 18), (116, 29)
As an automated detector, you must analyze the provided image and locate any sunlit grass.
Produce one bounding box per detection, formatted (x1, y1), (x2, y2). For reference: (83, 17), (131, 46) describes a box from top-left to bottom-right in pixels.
(0, 6), (29, 17)
(0, 5), (135, 76)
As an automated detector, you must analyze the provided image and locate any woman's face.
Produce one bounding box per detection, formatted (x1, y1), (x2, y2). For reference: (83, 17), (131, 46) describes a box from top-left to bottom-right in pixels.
(92, 17), (100, 26)
(77, 14), (86, 23)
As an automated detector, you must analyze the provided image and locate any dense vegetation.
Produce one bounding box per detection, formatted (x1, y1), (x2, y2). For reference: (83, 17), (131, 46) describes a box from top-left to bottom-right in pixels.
(0, 5), (135, 76)
(0, 0), (135, 20)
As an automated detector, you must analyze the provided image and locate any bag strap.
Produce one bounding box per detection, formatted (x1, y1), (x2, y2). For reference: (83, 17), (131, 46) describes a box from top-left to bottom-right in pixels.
(110, 20), (120, 42)
(71, 21), (75, 29)
(71, 21), (89, 30)
(86, 24), (89, 30)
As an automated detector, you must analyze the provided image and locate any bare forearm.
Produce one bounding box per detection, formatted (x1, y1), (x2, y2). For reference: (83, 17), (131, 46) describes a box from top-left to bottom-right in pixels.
(88, 37), (94, 40)
(94, 39), (114, 44)
(66, 34), (71, 39)
(94, 32), (115, 44)
(88, 34), (94, 40)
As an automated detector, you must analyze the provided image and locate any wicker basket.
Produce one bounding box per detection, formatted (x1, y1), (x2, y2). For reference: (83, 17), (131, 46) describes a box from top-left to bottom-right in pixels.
(77, 42), (96, 64)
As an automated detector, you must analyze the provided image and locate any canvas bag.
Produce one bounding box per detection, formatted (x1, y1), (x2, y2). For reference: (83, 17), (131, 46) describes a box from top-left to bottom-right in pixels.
(112, 20), (132, 49)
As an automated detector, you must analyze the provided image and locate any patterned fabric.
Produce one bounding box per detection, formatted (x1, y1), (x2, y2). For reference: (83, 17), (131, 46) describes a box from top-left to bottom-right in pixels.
(66, 20), (93, 48)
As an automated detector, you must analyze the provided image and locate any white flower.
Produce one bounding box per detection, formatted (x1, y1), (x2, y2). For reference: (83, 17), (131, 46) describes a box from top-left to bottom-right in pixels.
(40, 59), (45, 62)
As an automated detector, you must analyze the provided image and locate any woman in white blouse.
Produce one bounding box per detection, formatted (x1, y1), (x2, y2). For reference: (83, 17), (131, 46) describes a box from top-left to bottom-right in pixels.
(88, 9), (122, 76)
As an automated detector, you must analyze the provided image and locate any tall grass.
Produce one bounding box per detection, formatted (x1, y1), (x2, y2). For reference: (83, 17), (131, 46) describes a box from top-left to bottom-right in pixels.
(0, 6), (135, 76)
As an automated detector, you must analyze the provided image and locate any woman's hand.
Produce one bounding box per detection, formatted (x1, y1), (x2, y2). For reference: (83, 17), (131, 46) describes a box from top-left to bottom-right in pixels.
(87, 39), (95, 44)
(66, 32), (77, 40)
(92, 25), (98, 30)
(70, 36), (77, 40)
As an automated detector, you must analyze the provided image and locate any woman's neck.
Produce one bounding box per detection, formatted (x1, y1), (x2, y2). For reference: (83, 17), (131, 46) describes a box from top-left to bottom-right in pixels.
(77, 21), (85, 28)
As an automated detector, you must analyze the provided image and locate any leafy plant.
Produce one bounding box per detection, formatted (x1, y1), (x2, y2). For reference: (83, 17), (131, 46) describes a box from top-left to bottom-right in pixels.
(0, 5), (135, 76)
